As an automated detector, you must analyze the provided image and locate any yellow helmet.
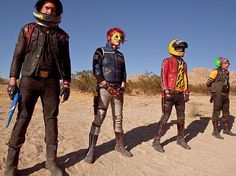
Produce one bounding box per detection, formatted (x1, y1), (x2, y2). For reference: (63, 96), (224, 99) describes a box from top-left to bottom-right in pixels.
(168, 39), (188, 57)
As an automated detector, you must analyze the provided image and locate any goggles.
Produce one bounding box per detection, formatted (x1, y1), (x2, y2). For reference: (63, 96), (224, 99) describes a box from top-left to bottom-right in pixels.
(175, 47), (185, 52)
(222, 60), (230, 65)
(172, 40), (188, 49)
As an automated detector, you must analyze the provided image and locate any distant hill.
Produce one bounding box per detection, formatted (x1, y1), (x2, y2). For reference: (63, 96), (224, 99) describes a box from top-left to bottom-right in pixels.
(188, 68), (236, 86)
(128, 68), (236, 86)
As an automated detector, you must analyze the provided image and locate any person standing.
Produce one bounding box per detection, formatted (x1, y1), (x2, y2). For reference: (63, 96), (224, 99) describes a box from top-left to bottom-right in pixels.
(152, 39), (191, 153)
(207, 57), (236, 139)
(84, 27), (133, 164)
(5, 0), (71, 175)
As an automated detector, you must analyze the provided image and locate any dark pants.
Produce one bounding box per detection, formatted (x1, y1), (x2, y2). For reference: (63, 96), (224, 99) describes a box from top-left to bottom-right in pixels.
(8, 76), (60, 147)
(212, 93), (230, 123)
(160, 93), (185, 125)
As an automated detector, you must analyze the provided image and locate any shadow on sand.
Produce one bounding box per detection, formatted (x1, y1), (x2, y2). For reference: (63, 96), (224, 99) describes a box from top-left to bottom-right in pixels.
(17, 116), (235, 175)
(161, 116), (211, 147)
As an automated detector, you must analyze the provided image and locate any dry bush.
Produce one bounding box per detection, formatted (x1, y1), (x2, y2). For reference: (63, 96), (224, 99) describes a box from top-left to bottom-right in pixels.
(0, 77), (4, 84)
(189, 84), (236, 95)
(189, 84), (208, 95)
(70, 70), (236, 96)
(71, 70), (96, 93)
(126, 72), (161, 95)
(0, 77), (8, 85)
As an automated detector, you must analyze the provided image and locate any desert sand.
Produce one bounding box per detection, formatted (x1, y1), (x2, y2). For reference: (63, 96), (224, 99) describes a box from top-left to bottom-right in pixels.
(0, 84), (236, 176)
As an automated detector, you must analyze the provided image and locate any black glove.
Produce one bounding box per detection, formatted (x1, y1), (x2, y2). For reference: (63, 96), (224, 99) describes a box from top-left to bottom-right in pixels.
(7, 85), (19, 100)
(210, 92), (215, 103)
(118, 87), (125, 94)
(184, 93), (190, 102)
(207, 86), (213, 94)
(115, 87), (125, 96)
(60, 87), (70, 103)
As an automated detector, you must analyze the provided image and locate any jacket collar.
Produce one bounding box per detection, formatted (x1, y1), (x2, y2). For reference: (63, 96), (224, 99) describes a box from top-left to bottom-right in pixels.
(170, 55), (184, 62)
(105, 42), (119, 51)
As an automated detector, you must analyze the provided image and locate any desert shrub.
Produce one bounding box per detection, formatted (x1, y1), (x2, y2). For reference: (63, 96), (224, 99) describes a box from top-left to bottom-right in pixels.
(0, 77), (8, 85)
(70, 70), (236, 96)
(0, 77), (5, 84)
(126, 72), (161, 95)
(189, 84), (208, 95)
(189, 84), (236, 95)
(71, 70), (96, 93)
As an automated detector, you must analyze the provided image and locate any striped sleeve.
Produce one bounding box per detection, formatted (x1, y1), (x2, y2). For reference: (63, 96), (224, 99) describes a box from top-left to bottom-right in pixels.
(206, 70), (218, 87)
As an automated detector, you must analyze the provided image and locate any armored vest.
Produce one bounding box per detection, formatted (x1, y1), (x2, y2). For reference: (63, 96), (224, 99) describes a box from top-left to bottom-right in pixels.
(211, 68), (229, 93)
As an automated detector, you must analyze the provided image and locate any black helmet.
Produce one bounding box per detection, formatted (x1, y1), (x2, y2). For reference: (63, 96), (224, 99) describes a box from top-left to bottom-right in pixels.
(35, 0), (63, 16)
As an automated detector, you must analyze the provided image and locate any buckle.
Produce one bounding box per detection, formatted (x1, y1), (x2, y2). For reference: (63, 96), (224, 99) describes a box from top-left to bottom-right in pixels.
(39, 71), (49, 78)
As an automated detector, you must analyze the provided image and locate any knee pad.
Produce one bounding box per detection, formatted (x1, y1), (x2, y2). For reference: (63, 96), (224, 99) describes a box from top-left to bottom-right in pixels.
(90, 123), (101, 135)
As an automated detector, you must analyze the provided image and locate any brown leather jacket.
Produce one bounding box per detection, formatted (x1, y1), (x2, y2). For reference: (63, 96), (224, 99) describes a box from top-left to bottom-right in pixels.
(10, 22), (71, 82)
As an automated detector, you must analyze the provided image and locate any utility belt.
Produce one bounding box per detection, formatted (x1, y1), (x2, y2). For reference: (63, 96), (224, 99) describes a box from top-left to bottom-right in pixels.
(37, 68), (59, 79)
(107, 83), (121, 89)
(98, 82), (123, 97)
(169, 89), (184, 94)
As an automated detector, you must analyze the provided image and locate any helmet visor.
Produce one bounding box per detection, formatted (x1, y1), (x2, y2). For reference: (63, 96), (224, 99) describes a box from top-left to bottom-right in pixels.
(172, 40), (188, 49)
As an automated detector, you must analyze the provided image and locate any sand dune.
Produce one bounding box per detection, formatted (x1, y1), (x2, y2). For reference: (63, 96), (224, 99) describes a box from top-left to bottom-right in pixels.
(0, 85), (236, 176)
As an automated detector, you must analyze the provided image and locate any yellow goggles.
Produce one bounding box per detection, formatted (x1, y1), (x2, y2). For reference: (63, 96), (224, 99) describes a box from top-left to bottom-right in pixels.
(111, 32), (122, 41)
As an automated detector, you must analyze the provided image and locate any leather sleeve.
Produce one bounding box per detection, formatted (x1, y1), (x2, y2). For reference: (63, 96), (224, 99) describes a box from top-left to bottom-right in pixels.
(118, 52), (127, 83)
(93, 48), (105, 83)
(9, 26), (27, 79)
(60, 33), (71, 82)
(160, 58), (169, 91)
(122, 58), (127, 82)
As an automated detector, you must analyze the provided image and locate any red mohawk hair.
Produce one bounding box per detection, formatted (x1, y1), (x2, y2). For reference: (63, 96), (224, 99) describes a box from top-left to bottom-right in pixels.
(106, 27), (126, 43)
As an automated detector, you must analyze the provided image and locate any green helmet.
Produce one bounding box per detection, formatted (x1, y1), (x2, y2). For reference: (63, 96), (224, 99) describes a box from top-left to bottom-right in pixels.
(214, 57), (221, 68)
(214, 57), (230, 68)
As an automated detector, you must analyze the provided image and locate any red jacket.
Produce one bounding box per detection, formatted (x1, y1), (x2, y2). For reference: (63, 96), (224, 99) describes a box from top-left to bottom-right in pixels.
(160, 56), (189, 93)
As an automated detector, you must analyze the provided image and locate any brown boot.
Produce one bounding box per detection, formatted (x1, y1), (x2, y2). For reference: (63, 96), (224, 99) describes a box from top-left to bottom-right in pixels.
(4, 146), (20, 176)
(152, 122), (165, 153)
(176, 137), (191, 150)
(45, 145), (63, 176)
(177, 122), (191, 150)
(152, 138), (165, 153)
(84, 133), (98, 164)
(115, 132), (133, 157)
(223, 128), (236, 136)
(223, 120), (236, 136)
(212, 121), (224, 139)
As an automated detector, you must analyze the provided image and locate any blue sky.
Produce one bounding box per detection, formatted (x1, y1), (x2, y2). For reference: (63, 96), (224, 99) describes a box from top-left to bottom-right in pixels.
(0, 0), (235, 78)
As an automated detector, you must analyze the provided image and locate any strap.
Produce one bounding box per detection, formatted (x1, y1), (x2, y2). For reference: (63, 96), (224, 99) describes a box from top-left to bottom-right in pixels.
(24, 23), (36, 51)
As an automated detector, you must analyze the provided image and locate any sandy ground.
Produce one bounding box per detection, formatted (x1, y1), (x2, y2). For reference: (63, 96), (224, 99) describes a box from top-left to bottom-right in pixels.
(0, 85), (236, 176)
